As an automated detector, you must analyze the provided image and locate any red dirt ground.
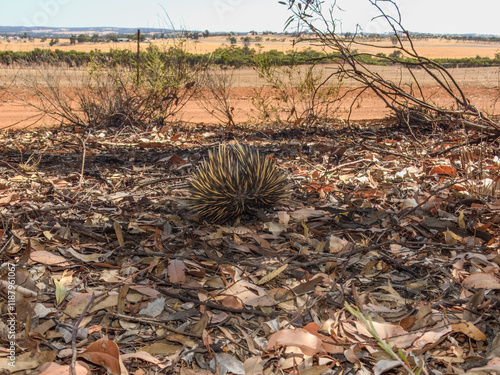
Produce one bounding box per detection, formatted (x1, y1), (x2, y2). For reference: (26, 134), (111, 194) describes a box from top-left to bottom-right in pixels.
(1, 64), (499, 129)
(1, 86), (499, 129)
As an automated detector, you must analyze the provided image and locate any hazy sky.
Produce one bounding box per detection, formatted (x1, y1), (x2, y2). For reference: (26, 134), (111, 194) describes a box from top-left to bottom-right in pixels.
(0, 0), (499, 35)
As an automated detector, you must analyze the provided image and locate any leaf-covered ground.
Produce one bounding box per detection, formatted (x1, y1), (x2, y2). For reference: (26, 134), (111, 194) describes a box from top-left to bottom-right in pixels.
(1, 121), (500, 375)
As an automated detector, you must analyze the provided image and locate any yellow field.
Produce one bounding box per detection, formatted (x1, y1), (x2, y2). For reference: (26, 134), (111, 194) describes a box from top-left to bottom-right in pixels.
(2, 35), (500, 58)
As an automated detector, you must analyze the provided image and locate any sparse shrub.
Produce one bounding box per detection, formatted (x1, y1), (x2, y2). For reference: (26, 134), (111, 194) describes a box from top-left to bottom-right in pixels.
(135, 43), (200, 124)
(198, 66), (236, 127)
(389, 50), (403, 59)
(252, 51), (343, 125)
(17, 40), (200, 130)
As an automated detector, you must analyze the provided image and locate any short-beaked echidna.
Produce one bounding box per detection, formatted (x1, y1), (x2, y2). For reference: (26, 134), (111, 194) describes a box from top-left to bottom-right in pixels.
(187, 143), (290, 223)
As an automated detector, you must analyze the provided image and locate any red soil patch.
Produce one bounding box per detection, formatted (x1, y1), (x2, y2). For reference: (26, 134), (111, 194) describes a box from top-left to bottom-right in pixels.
(3, 86), (498, 129)
(1, 65), (499, 129)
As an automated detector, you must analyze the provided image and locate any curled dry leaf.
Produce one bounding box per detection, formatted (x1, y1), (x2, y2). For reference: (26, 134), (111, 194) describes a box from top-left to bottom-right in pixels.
(451, 321), (487, 341)
(267, 328), (325, 356)
(225, 280), (276, 307)
(79, 339), (128, 375)
(303, 322), (343, 354)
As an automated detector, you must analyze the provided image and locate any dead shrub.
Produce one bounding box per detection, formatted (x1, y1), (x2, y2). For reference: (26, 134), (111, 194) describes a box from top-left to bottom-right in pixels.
(15, 43), (200, 130)
(197, 66), (236, 127)
(252, 53), (343, 126)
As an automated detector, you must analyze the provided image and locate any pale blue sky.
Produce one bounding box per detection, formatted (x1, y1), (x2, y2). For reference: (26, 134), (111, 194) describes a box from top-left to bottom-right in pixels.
(0, 0), (498, 35)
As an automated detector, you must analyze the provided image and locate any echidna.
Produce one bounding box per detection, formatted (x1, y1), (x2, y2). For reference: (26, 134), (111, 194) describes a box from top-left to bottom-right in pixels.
(187, 143), (290, 223)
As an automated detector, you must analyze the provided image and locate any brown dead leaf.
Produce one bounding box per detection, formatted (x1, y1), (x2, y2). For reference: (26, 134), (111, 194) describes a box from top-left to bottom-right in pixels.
(224, 280), (276, 307)
(412, 303), (435, 331)
(180, 368), (214, 375)
(451, 321), (487, 341)
(129, 285), (161, 298)
(486, 333), (500, 359)
(429, 165), (457, 177)
(0, 193), (19, 206)
(463, 273), (500, 289)
(465, 289), (486, 322)
(257, 264), (287, 285)
(267, 328), (325, 356)
(30, 250), (70, 266)
(0, 350), (56, 372)
(121, 351), (167, 369)
(465, 357), (500, 374)
(221, 295), (244, 309)
(141, 342), (183, 355)
(444, 228), (460, 245)
(37, 361), (90, 375)
(303, 322), (344, 354)
(168, 259), (186, 284)
(64, 293), (119, 318)
(351, 320), (420, 348)
(79, 339), (127, 375)
(113, 221), (124, 246)
(244, 356), (267, 375)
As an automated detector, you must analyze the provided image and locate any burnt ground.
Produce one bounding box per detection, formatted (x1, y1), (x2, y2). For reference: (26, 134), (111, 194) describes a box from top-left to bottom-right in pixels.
(1, 120), (500, 374)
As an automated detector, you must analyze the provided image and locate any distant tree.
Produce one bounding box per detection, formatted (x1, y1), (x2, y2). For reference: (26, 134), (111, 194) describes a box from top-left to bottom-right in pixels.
(254, 36), (262, 42)
(90, 33), (99, 43)
(49, 38), (59, 46)
(189, 32), (199, 40)
(390, 35), (398, 45)
(227, 36), (237, 45)
(77, 34), (89, 43)
(202, 30), (210, 38)
(40, 36), (47, 42)
(129, 33), (146, 42)
(389, 50), (402, 59)
(242, 36), (251, 47)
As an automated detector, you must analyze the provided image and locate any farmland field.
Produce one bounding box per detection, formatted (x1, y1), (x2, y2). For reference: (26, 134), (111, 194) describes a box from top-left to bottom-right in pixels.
(2, 35), (500, 58)
(0, 37), (499, 128)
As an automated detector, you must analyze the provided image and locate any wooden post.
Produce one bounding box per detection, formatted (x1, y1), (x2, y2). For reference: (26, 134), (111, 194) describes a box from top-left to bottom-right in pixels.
(136, 29), (141, 85)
